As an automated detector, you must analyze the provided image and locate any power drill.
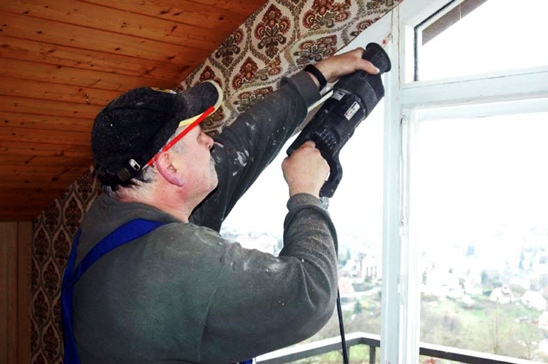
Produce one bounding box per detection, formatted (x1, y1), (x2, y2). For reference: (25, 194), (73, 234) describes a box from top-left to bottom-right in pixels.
(287, 43), (391, 198)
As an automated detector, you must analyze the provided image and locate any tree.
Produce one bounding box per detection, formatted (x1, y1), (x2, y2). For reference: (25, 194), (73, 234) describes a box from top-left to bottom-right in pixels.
(354, 300), (363, 315)
(517, 320), (542, 360)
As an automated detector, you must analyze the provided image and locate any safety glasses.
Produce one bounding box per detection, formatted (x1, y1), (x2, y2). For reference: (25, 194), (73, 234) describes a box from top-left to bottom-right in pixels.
(144, 106), (215, 168)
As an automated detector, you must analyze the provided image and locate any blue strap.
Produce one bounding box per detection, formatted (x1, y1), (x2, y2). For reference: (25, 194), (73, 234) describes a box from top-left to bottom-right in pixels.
(61, 219), (166, 364)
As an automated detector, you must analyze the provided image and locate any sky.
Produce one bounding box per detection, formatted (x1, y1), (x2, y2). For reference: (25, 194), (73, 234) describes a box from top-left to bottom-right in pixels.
(416, 0), (548, 255)
(415, 113), (548, 262)
(221, 103), (384, 248)
(420, 0), (548, 80)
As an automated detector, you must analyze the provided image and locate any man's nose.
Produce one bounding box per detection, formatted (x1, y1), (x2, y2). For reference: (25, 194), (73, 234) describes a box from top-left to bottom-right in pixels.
(202, 132), (214, 150)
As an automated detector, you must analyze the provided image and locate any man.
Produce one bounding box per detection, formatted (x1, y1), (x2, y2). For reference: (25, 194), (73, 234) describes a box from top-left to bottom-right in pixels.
(63, 48), (379, 363)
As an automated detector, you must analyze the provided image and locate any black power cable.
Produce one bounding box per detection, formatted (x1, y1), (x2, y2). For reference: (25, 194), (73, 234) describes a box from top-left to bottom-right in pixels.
(320, 198), (349, 364)
(336, 290), (349, 364)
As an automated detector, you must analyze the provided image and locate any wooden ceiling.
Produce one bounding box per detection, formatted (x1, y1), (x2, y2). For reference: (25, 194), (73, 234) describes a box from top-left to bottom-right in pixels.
(0, 0), (267, 221)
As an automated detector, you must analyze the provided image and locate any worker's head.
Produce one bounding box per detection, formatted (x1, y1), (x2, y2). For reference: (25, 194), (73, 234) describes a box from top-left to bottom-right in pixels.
(91, 81), (222, 199)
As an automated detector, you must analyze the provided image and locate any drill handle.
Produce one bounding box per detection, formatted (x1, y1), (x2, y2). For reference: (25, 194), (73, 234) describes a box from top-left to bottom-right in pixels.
(319, 151), (342, 198)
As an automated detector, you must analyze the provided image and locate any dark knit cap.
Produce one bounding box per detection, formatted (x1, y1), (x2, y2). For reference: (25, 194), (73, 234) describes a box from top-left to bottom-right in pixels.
(92, 82), (221, 186)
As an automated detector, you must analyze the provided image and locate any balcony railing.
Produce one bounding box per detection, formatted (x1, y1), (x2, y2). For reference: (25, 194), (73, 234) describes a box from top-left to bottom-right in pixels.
(256, 332), (546, 364)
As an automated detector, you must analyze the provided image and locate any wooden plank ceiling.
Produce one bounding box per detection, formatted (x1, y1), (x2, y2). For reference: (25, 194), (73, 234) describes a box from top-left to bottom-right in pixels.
(0, 0), (267, 221)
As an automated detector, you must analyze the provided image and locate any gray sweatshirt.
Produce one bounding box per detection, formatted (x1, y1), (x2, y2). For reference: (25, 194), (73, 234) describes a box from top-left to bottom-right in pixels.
(73, 71), (339, 363)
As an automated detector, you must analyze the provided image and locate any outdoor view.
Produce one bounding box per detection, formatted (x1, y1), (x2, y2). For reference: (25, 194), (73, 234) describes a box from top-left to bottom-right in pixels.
(415, 113), (548, 362)
(415, 0), (548, 361)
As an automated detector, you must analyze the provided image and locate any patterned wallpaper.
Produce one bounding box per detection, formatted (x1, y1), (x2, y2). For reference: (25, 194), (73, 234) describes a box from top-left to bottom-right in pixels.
(182, 0), (401, 134)
(30, 0), (401, 362)
(31, 168), (100, 363)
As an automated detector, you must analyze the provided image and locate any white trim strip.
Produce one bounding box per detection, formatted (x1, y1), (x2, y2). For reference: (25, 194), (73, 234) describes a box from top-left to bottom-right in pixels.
(402, 66), (548, 109)
(417, 97), (548, 121)
(380, 8), (404, 364)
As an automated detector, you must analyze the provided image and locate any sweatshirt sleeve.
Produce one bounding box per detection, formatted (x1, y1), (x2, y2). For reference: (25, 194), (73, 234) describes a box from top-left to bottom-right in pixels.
(190, 71), (321, 231)
(199, 193), (338, 363)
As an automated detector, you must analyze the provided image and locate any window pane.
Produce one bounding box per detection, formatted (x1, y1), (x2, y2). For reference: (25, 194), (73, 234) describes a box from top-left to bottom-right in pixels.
(415, 112), (548, 361)
(221, 101), (384, 357)
(417, 0), (548, 81)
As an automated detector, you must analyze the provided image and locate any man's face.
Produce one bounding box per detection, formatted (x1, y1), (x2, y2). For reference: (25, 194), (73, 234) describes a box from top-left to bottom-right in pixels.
(177, 125), (218, 196)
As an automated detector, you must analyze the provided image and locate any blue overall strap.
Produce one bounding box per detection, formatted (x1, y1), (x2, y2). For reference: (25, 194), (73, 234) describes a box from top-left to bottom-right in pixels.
(61, 219), (167, 364)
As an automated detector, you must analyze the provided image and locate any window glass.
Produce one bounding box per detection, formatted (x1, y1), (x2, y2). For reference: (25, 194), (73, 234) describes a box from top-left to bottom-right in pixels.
(415, 112), (548, 361)
(417, 0), (548, 81)
(222, 101), (385, 360)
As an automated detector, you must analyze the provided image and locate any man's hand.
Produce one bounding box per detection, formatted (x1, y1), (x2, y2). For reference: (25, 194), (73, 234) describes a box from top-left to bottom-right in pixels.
(282, 141), (329, 198)
(308, 47), (380, 86)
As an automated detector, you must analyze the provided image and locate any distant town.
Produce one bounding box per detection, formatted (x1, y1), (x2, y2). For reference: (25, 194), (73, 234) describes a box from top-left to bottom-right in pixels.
(221, 224), (548, 362)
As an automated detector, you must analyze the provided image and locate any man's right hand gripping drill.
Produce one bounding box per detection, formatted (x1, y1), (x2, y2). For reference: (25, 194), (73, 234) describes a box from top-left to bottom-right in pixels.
(282, 140), (330, 199)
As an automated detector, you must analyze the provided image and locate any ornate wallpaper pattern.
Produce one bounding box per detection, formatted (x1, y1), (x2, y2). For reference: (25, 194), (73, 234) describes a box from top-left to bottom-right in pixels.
(30, 0), (401, 362)
(181, 0), (401, 134)
(31, 168), (100, 363)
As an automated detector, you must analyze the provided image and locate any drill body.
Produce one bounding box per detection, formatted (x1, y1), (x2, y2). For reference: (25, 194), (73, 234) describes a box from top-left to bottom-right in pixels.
(287, 43), (391, 198)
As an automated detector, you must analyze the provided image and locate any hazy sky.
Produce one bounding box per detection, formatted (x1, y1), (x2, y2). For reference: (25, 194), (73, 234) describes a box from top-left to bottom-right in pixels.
(420, 0), (548, 80)
(222, 103), (384, 244)
(415, 113), (548, 256)
(416, 0), (548, 252)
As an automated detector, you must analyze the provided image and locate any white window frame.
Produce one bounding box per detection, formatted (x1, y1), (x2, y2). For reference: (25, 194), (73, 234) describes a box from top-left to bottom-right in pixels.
(339, 0), (548, 362)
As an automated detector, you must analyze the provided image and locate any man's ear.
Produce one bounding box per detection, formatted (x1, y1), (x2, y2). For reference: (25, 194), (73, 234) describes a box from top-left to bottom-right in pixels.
(156, 152), (185, 187)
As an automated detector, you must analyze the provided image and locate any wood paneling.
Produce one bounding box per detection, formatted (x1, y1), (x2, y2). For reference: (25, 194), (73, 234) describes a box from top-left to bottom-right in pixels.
(0, 36), (192, 80)
(17, 223), (32, 364)
(0, 0), (267, 221)
(0, 167), (89, 187)
(0, 141), (91, 158)
(1, 126), (90, 146)
(0, 58), (174, 91)
(4, 165), (90, 180)
(0, 95), (101, 119)
(0, 78), (120, 106)
(180, 0), (266, 13)
(0, 13), (213, 61)
(0, 223), (16, 363)
(1, 154), (91, 168)
(1, 194), (69, 209)
(1, 0), (226, 48)
(0, 112), (91, 132)
(0, 222), (32, 363)
(83, 0), (248, 32)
